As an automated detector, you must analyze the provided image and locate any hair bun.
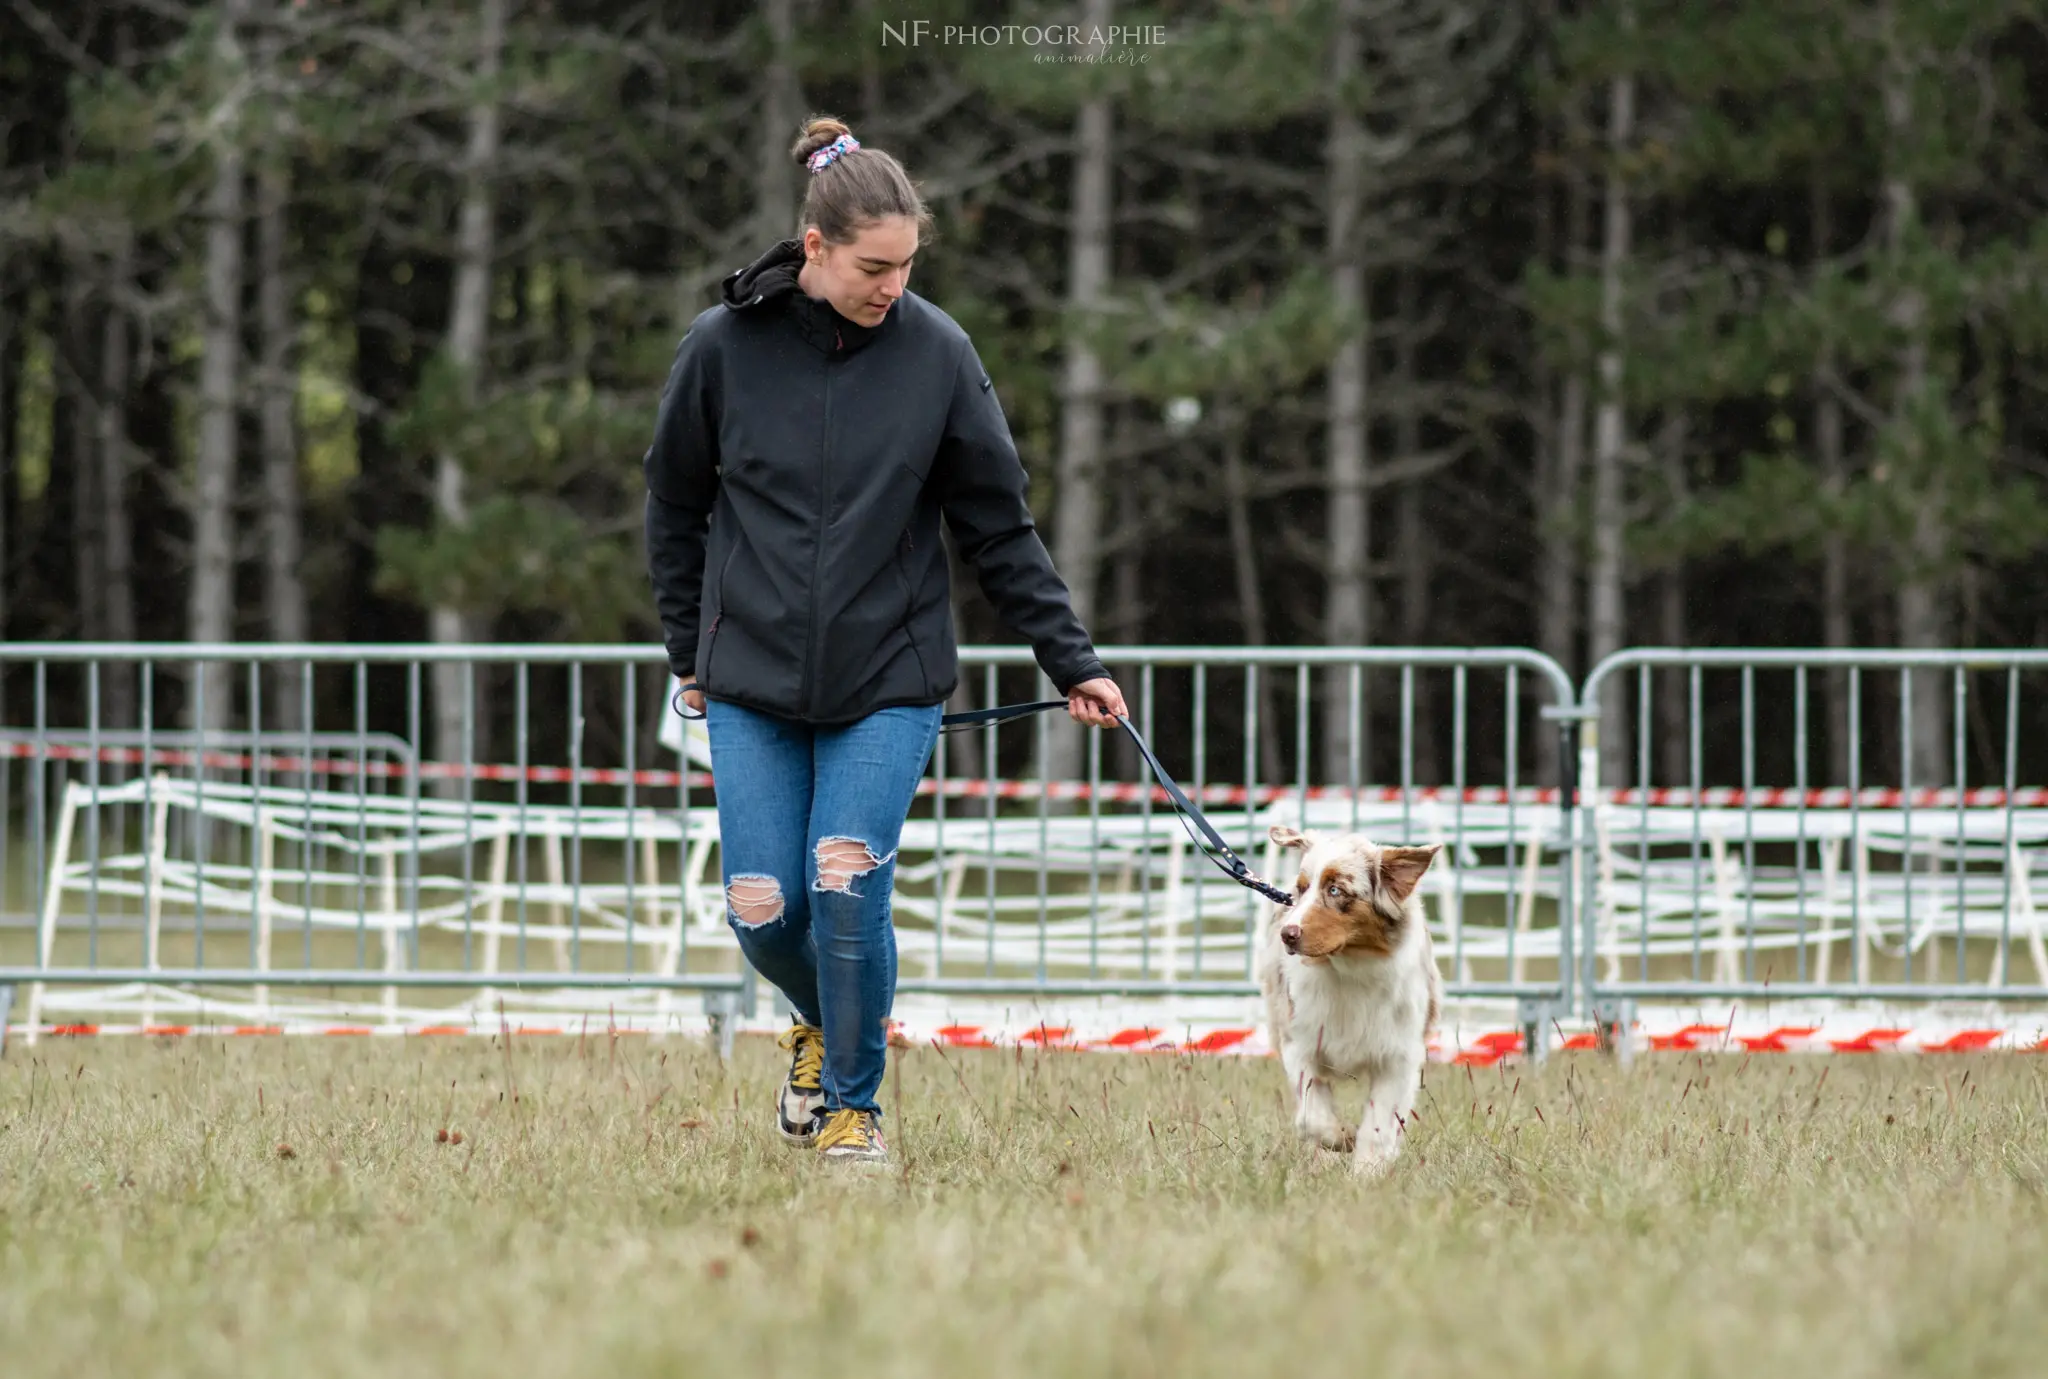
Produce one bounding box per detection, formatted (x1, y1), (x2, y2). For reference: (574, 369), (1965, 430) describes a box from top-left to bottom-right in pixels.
(791, 116), (855, 167)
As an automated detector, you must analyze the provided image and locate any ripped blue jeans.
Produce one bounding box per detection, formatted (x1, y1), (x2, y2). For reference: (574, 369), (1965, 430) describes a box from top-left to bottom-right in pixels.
(706, 699), (942, 1115)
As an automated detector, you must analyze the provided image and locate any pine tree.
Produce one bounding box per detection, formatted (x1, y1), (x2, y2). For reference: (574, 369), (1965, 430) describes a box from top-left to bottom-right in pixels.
(1589, 0), (2048, 784)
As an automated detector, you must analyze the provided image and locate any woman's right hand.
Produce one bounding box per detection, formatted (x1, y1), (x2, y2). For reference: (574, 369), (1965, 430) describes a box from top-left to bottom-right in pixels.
(679, 680), (706, 715)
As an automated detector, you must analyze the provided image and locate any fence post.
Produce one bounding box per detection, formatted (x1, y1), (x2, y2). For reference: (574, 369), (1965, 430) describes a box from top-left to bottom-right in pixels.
(0, 984), (13, 1058)
(1574, 663), (1638, 1057)
(1539, 702), (1583, 1057)
(1578, 712), (1601, 1028)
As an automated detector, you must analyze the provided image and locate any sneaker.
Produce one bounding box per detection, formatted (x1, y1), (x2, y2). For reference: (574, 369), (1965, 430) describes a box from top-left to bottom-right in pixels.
(815, 1108), (889, 1166)
(775, 1022), (827, 1145)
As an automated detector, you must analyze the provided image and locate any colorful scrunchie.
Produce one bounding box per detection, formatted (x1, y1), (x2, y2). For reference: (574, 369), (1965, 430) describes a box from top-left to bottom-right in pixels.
(806, 133), (861, 173)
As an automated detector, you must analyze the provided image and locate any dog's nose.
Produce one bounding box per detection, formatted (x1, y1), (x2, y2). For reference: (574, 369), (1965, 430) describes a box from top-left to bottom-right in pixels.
(1280, 924), (1302, 954)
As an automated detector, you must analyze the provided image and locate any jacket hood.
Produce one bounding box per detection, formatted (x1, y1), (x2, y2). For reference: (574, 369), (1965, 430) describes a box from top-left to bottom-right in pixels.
(721, 239), (803, 310)
(721, 238), (888, 355)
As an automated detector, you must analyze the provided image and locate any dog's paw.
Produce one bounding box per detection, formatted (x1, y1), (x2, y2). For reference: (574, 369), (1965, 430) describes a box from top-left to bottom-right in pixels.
(1298, 1123), (1355, 1153)
(1350, 1144), (1399, 1180)
(1293, 1118), (1354, 1154)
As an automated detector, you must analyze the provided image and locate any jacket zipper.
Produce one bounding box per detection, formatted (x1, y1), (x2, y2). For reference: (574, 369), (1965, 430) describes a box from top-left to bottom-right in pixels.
(801, 344), (834, 716)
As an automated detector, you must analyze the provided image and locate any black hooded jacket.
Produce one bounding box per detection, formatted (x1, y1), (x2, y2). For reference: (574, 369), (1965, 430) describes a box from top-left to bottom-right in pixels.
(642, 239), (1108, 725)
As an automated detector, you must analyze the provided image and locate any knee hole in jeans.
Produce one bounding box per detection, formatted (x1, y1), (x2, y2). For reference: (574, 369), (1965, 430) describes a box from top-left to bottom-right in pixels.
(814, 838), (891, 896)
(726, 875), (785, 927)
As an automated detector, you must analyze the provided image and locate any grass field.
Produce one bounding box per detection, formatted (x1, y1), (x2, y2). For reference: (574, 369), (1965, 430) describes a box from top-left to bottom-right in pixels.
(4, 1035), (2046, 1378)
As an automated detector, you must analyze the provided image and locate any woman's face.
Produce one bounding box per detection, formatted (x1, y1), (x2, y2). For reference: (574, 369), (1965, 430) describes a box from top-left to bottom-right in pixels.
(802, 216), (918, 327)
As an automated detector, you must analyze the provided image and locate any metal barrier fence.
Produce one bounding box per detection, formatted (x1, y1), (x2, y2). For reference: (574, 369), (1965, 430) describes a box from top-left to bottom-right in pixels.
(10, 642), (2047, 1050)
(0, 643), (1582, 1046)
(1575, 649), (2048, 1028)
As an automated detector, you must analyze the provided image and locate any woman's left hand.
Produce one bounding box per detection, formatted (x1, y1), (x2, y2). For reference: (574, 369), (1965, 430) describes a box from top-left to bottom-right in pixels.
(1067, 677), (1128, 728)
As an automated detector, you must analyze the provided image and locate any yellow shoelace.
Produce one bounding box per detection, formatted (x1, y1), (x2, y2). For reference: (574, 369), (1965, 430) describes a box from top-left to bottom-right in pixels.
(815, 1108), (876, 1152)
(777, 1023), (826, 1093)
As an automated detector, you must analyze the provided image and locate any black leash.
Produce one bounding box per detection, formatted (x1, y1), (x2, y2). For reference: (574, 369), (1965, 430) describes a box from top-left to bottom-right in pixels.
(673, 690), (1295, 908)
(940, 700), (1297, 908)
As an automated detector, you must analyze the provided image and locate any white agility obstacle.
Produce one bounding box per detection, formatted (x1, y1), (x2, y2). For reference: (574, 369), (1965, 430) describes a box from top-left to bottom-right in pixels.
(17, 768), (2048, 1048)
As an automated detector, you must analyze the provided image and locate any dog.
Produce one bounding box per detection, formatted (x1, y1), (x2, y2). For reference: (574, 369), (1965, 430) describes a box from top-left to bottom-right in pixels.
(1256, 824), (1442, 1177)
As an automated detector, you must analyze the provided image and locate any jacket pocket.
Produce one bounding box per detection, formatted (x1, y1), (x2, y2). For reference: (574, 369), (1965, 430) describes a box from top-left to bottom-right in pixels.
(702, 613), (723, 686)
(893, 532), (930, 698)
(701, 542), (740, 688)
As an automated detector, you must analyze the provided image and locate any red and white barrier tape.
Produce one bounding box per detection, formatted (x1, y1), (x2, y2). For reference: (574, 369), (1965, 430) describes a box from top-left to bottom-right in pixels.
(0, 740), (706, 789)
(887, 1021), (2048, 1062)
(7, 741), (2048, 809)
(1584, 785), (2048, 808)
(13, 1018), (2048, 1062)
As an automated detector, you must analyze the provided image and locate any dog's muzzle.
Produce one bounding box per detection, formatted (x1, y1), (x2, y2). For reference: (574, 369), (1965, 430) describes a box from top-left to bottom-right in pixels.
(1280, 923), (1303, 955)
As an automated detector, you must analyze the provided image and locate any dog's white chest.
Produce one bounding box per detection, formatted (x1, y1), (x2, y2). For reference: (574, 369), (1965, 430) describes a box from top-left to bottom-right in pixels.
(1277, 947), (1428, 1074)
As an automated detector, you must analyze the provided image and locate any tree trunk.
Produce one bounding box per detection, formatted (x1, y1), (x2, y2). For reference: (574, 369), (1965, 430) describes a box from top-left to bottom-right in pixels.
(859, 0), (884, 128)
(1047, 0), (1114, 786)
(1813, 173), (1852, 785)
(1109, 489), (1143, 645)
(757, 0), (800, 244)
(1221, 412), (1286, 786)
(1108, 454), (1143, 781)
(0, 254), (10, 647)
(1655, 411), (1688, 786)
(1881, 17), (1947, 790)
(259, 152), (309, 730)
(1895, 565), (1946, 790)
(66, 270), (103, 642)
(1587, 64), (1634, 790)
(190, 0), (250, 733)
(1393, 268), (1436, 783)
(431, 0), (506, 781)
(1536, 123), (1588, 788)
(1394, 272), (1428, 649)
(1320, 0), (1370, 785)
(99, 235), (137, 727)
(96, 18), (138, 736)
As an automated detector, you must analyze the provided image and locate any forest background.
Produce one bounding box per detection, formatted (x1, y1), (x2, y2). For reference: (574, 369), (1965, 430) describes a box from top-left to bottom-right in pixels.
(3, 0), (2046, 791)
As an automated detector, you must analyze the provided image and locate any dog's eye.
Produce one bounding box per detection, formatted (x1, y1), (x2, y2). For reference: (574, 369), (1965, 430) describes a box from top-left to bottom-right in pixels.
(1325, 882), (1344, 901)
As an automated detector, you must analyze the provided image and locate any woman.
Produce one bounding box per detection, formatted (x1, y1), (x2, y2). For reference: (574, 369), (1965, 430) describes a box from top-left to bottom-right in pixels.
(644, 116), (1127, 1166)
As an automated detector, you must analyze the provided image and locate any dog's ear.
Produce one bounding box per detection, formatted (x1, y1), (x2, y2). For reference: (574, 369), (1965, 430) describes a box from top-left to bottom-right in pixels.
(1269, 824), (1316, 852)
(1377, 844), (1441, 905)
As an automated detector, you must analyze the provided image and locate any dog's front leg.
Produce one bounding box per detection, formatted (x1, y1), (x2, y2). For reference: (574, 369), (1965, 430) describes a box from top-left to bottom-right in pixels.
(1352, 1055), (1422, 1178)
(1280, 1036), (1352, 1152)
